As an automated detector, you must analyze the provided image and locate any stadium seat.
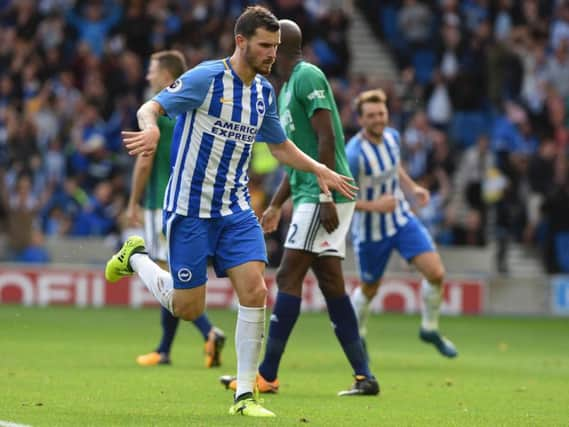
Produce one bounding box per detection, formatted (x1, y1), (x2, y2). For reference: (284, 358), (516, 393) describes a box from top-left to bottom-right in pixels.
(380, 6), (407, 54)
(554, 232), (569, 273)
(450, 111), (490, 148)
(381, 6), (398, 42)
(411, 49), (436, 85)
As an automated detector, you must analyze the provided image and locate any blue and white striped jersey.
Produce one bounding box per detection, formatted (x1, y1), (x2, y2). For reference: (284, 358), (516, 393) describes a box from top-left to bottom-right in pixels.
(346, 128), (413, 243)
(154, 58), (286, 218)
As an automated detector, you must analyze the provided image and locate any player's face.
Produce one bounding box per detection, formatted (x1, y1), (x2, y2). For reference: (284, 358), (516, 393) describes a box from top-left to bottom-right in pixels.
(243, 28), (280, 75)
(359, 101), (389, 138)
(146, 59), (170, 94)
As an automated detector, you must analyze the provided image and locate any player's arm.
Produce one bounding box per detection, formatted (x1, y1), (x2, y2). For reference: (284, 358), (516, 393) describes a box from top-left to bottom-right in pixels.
(355, 198), (397, 213)
(260, 174), (291, 233)
(126, 151), (155, 226)
(268, 174), (291, 209)
(346, 142), (396, 213)
(122, 100), (163, 157)
(399, 165), (429, 207)
(267, 139), (357, 200)
(311, 109), (339, 232)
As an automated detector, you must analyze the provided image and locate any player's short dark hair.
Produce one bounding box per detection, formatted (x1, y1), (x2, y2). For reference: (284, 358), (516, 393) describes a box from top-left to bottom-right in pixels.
(354, 89), (388, 116)
(151, 50), (187, 79)
(234, 6), (280, 38)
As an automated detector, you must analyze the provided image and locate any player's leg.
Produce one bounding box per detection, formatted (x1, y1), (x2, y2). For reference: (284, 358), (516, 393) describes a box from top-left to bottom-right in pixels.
(215, 210), (275, 417)
(350, 238), (392, 342)
(257, 202), (321, 387)
(106, 212), (209, 319)
(136, 209), (181, 366)
(313, 256), (379, 396)
(351, 280), (380, 338)
(258, 248), (314, 385)
(105, 235), (178, 311)
(226, 261), (272, 411)
(412, 251), (457, 357)
(220, 247), (313, 393)
(144, 209), (226, 366)
(398, 217), (457, 358)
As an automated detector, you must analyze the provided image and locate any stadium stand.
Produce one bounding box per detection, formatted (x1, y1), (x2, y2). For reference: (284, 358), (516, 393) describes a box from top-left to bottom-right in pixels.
(0, 0), (568, 275)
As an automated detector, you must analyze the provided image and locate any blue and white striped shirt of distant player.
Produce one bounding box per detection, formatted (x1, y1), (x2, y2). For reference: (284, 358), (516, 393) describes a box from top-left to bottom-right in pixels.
(346, 127), (413, 243)
(154, 58), (286, 218)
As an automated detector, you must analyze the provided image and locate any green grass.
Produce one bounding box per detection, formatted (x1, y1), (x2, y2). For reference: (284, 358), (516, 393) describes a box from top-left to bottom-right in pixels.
(1, 306), (568, 426)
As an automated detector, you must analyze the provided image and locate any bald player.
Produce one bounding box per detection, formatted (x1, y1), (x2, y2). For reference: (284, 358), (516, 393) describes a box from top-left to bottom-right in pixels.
(221, 19), (379, 397)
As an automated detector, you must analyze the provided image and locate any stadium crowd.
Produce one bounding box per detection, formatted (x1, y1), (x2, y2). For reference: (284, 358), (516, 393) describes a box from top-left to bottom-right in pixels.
(0, 0), (568, 273)
(358, 0), (569, 273)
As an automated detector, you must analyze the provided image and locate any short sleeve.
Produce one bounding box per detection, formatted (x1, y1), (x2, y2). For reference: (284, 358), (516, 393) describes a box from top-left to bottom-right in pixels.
(153, 65), (214, 118)
(391, 128), (401, 146)
(296, 67), (334, 118)
(256, 85), (287, 144)
(346, 139), (361, 184)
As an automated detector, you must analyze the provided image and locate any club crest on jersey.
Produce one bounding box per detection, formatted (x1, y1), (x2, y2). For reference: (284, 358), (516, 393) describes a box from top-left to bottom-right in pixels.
(167, 79), (183, 93)
(177, 268), (192, 282)
(256, 99), (265, 115)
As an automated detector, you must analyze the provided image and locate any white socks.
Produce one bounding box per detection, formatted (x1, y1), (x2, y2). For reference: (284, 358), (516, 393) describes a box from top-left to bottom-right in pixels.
(235, 304), (265, 398)
(351, 287), (371, 337)
(130, 253), (174, 313)
(421, 279), (441, 331)
(352, 281), (442, 334)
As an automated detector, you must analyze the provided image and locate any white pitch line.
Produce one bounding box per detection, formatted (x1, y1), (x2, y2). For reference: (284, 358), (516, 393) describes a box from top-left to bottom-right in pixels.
(0, 421), (32, 427)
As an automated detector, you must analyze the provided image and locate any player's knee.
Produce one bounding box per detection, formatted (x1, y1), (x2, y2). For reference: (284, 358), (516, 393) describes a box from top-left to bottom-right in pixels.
(362, 284), (380, 299)
(172, 301), (204, 321)
(426, 266), (445, 285)
(276, 268), (303, 297)
(239, 282), (268, 306)
(318, 279), (346, 299)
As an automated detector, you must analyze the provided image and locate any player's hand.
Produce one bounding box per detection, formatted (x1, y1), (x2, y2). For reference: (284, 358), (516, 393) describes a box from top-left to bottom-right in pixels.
(122, 126), (160, 157)
(374, 195), (397, 213)
(413, 185), (430, 207)
(315, 163), (358, 200)
(125, 204), (142, 227)
(260, 205), (282, 233)
(319, 202), (339, 233)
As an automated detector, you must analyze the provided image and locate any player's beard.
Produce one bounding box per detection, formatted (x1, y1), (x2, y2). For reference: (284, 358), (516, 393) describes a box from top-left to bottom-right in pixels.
(366, 125), (385, 140)
(245, 46), (273, 76)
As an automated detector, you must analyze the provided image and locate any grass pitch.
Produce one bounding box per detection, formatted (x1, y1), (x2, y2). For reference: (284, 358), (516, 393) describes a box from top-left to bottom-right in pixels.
(1, 306), (568, 426)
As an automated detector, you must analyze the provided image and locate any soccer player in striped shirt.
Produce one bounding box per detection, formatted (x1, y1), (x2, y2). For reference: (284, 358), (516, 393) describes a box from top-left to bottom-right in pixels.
(125, 50), (225, 369)
(105, 6), (356, 418)
(347, 89), (458, 359)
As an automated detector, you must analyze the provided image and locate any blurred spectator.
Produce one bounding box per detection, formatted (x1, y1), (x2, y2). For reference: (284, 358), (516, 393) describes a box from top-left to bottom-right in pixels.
(65, 1), (122, 58)
(14, 228), (50, 264)
(5, 173), (39, 254)
(543, 38), (569, 99)
(425, 68), (452, 129)
(550, 0), (569, 50)
(449, 134), (496, 246)
(493, 0), (515, 42)
(398, 0), (433, 50)
(525, 138), (556, 243)
(402, 110), (434, 180)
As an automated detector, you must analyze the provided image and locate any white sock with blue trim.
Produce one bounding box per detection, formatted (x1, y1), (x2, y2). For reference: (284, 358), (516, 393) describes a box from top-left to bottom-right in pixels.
(130, 254), (174, 313)
(421, 279), (441, 331)
(235, 304), (265, 399)
(351, 286), (371, 337)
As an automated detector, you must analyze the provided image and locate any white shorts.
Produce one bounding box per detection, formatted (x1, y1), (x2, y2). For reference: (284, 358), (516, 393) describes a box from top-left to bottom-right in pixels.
(284, 202), (355, 258)
(144, 209), (168, 261)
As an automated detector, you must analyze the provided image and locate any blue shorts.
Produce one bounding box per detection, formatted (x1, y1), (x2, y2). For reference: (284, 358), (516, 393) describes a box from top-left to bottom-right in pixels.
(355, 216), (435, 284)
(164, 209), (267, 289)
